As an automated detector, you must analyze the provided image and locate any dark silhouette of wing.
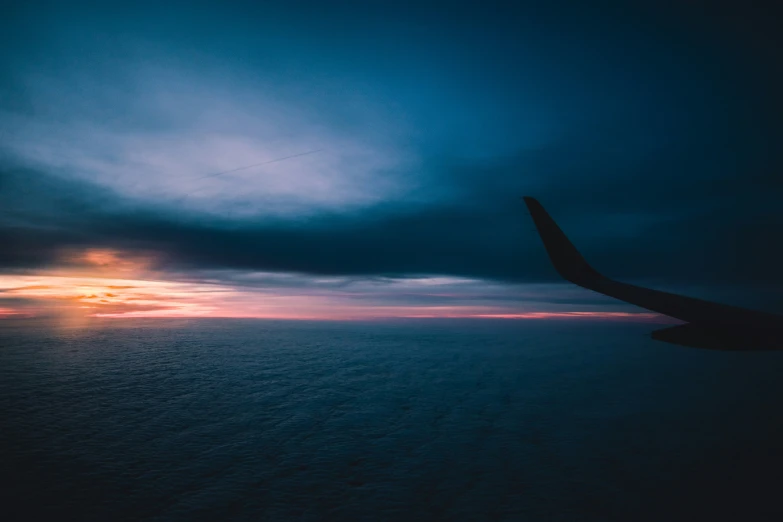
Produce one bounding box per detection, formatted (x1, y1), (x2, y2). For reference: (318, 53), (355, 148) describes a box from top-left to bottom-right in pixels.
(523, 196), (782, 350)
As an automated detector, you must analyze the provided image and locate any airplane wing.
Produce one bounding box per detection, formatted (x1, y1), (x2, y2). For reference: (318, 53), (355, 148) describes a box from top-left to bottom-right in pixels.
(522, 196), (782, 350)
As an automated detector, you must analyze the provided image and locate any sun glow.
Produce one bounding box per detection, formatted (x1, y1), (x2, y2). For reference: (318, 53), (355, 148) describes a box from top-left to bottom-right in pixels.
(0, 249), (663, 322)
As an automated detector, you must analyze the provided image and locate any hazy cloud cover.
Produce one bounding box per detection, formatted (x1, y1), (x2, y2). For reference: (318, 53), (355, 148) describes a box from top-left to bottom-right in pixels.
(2, 0), (782, 318)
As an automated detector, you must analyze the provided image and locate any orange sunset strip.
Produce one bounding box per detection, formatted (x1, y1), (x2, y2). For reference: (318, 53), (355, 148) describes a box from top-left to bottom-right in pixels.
(0, 249), (664, 322)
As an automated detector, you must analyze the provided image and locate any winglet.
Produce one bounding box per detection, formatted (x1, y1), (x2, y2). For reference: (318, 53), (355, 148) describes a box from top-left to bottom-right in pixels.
(522, 196), (783, 346)
(523, 197), (604, 288)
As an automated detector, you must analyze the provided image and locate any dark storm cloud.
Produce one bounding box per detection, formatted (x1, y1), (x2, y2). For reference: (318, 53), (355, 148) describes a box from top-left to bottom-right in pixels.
(1, 0), (782, 301)
(2, 125), (781, 288)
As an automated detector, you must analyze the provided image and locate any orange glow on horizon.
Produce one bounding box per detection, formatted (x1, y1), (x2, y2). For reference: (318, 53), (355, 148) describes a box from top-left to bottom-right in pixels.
(0, 248), (665, 323)
(0, 307), (35, 319)
(475, 312), (661, 319)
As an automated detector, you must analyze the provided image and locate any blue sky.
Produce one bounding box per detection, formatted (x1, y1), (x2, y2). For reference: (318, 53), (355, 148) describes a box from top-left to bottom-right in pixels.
(1, 0), (781, 319)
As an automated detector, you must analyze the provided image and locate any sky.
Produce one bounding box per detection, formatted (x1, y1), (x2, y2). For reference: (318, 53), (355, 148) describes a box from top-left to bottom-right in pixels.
(1, 0), (782, 321)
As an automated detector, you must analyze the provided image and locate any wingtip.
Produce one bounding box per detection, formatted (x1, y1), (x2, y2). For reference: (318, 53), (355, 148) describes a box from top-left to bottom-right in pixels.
(521, 196), (540, 210)
(522, 195), (603, 287)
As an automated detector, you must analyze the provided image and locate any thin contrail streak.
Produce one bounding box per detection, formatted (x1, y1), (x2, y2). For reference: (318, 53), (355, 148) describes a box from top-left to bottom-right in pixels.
(179, 148), (324, 200)
(192, 148), (324, 182)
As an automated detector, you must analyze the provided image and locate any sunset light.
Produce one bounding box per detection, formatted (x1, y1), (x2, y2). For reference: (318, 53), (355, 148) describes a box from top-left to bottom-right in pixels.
(0, 248), (663, 321)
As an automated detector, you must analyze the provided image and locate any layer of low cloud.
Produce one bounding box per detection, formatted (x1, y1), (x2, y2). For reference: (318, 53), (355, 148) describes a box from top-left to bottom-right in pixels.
(0, 250), (666, 320)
